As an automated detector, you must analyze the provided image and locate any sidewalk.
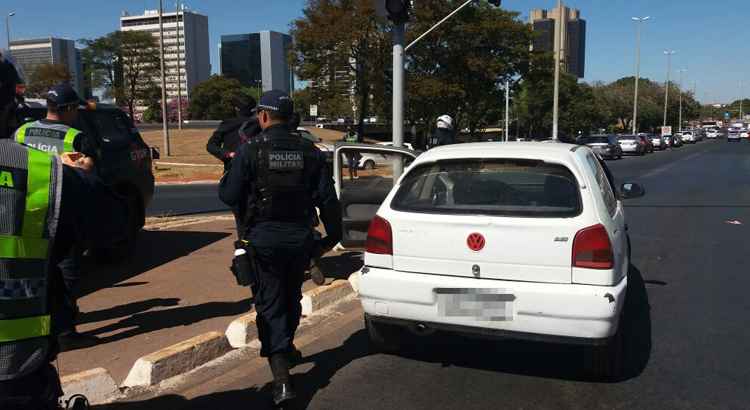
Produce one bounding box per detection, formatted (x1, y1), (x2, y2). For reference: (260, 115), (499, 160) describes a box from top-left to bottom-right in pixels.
(58, 218), (362, 385)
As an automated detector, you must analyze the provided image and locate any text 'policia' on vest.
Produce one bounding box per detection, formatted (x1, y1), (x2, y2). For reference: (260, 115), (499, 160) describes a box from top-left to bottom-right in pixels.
(0, 140), (63, 380)
(14, 120), (82, 155)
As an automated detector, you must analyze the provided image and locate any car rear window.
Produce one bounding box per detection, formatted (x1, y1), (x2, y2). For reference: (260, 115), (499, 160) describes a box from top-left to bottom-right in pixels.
(583, 136), (609, 144)
(391, 159), (582, 217)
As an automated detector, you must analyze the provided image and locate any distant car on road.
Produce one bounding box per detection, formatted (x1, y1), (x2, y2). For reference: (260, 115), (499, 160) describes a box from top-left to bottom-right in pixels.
(578, 135), (622, 159)
(706, 129), (720, 139)
(648, 134), (666, 150)
(637, 135), (654, 153)
(727, 128), (742, 142)
(358, 142), (416, 169)
(680, 131), (696, 144)
(355, 142), (645, 381)
(671, 134), (684, 147)
(618, 135), (646, 155)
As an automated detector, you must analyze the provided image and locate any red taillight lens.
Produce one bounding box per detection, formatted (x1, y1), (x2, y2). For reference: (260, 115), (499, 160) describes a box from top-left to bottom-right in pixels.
(572, 224), (613, 269)
(15, 84), (26, 96)
(365, 215), (392, 255)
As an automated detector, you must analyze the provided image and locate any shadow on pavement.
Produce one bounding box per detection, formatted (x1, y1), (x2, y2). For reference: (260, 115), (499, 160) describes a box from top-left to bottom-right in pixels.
(318, 252), (363, 281)
(77, 298), (181, 325)
(93, 388), (272, 410)
(82, 298), (252, 344)
(79, 230), (231, 298)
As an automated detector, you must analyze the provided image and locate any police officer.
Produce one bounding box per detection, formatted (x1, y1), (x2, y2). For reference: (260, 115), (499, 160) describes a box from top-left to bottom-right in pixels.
(219, 90), (342, 406)
(13, 83), (100, 349)
(207, 96), (261, 237)
(428, 114), (456, 149)
(0, 60), (128, 409)
(342, 126), (361, 180)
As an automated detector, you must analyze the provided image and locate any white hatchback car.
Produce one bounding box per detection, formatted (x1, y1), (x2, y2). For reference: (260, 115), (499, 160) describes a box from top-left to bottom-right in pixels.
(355, 142), (645, 379)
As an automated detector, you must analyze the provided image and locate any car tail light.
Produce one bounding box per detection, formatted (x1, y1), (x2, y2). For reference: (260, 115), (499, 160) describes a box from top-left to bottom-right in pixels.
(366, 215), (392, 255)
(572, 224), (613, 269)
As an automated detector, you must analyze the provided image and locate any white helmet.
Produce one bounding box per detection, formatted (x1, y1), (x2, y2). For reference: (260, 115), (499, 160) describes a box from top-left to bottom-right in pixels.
(436, 115), (454, 130)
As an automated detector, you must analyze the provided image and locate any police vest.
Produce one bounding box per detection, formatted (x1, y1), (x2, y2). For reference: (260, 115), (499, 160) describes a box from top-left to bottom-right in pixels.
(0, 140), (62, 381)
(250, 134), (318, 224)
(344, 133), (358, 143)
(14, 120), (81, 155)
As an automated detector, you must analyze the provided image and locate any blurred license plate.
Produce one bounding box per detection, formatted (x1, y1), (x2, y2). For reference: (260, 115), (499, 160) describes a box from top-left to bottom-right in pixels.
(436, 288), (515, 321)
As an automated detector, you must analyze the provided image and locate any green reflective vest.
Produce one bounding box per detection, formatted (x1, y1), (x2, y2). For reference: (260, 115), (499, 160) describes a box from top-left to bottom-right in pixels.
(344, 132), (358, 143)
(0, 140), (62, 380)
(14, 120), (81, 155)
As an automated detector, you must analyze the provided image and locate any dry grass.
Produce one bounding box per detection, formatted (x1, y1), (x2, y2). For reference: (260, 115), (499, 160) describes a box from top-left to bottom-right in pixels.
(141, 126), (345, 183)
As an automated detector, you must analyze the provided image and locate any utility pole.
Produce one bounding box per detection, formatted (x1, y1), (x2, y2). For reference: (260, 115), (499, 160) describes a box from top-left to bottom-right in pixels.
(740, 81), (744, 120)
(5, 12), (14, 51)
(505, 79), (510, 141)
(175, 0), (183, 130)
(392, 22), (405, 178)
(677, 68), (687, 132)
(631, 16), (649, 134)
(663, 50), (676, 128)
(158, 0), (171, 156)
(552, 0), (563, 140)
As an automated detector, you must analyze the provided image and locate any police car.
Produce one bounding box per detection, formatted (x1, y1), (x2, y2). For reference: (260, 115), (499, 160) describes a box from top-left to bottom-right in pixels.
(335, 142), (645, 380)
(17, 100), (157, 260)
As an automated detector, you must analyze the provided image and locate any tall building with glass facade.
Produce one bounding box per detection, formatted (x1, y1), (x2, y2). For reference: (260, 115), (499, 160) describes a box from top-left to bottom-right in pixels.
(9, 37), (85, 96)
(529, 6), (586, 79)
(220, 31), (292, 93)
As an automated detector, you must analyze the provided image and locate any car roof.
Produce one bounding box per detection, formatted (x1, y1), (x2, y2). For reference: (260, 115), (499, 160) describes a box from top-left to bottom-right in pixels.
(415, 141), (583, 164)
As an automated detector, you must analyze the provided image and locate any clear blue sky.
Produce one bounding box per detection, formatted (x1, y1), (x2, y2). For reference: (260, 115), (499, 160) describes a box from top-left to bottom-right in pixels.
(2, 0), (747, 103)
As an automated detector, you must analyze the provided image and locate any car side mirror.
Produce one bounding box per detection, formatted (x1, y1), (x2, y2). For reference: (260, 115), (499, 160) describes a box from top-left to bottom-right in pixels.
(151, 147), (161, 160)
(620, 182), (645, 199)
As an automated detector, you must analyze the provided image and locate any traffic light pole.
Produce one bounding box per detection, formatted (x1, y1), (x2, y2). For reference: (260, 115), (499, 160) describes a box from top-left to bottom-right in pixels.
(393, 22), (405, 179)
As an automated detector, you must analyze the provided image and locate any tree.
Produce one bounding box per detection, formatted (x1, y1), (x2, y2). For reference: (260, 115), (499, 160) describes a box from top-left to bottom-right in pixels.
(188, 75), (255, 120)
(26, 63), (72, 98)
(80, 31), (161, 116)
(291, 0), (390, 135)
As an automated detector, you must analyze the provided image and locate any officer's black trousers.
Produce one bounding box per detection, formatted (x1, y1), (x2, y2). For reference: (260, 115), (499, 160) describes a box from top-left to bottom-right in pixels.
(0, 363), (63, 409)
(251, 246), (308, 358)
(57, 243), (85, 333)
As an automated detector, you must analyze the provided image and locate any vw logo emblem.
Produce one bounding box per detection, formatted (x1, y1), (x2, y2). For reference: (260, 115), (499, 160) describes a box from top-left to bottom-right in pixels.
(467, 233), (485, 252)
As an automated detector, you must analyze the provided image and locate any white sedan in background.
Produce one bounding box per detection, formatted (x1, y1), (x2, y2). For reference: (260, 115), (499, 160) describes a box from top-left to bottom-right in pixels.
(358, 142), (646, 380)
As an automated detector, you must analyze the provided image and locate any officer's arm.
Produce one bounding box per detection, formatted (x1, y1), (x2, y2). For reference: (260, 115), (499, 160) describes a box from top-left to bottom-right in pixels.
(219, 143), (252, 207)
(313, 153), (342, 250)
(206, 121), (230, 161)
(74, 132), (99, 160)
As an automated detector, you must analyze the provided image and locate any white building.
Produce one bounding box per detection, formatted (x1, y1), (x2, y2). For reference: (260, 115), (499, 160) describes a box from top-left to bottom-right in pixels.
(9, 37), (85, 96)
(120, 8), (210, 100)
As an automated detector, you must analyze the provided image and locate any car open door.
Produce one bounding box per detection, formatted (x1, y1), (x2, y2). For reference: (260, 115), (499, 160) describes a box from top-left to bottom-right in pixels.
(334, 143), (418, 248)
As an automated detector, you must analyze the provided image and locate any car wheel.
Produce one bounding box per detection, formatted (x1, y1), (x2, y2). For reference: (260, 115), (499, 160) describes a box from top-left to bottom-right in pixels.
(364, 160), (376, 170)
(586, 318), (624, 382)
(365, 314), (403, 353)
(93, 191), (141, 263)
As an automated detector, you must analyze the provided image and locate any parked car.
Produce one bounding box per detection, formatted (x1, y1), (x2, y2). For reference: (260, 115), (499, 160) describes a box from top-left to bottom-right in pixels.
(618, 135), (646, 155)
(297, 127), (334, 161)
(349, 142), (645, 380)
(680, 131), (696, 144)
(727, 128), (742, 142)
(706, 129), (720, 139)
(741, 129), (749, 139)
(647, 134), (665, 150)
(360, 143), (415, 169)
(578, 135), (622, 159)
(671, 134), (684, 147)
(18, 100), (156, 260)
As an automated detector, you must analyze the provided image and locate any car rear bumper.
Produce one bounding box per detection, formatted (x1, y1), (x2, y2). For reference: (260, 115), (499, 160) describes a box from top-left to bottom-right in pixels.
(359, 267), (627, 344)
(620, 146), (640, 153)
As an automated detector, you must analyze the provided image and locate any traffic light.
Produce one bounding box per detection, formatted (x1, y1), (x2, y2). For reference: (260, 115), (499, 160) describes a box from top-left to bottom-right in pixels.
(385, 0), (410, 24)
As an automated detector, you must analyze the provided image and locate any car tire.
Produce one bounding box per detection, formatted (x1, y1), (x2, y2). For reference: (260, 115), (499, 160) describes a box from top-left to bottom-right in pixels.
(365, 314), (403, 353)
(93, 191), (141, 264)
(586, 318), (624, 382)
(364, 160), (376, 170)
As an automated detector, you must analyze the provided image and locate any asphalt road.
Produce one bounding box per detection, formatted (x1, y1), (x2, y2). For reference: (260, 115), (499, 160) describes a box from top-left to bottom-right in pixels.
(147, 183), (227, 217)
(119, 138), (750, 409)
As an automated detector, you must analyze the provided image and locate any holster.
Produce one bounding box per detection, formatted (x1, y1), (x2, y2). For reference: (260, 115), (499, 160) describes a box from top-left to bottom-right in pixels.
(230, 240), (257, 287)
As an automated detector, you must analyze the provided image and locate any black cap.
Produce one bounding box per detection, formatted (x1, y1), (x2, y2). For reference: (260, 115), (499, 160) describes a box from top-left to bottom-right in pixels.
(257, 89), (293, 116)
(46, 82), (85, 108)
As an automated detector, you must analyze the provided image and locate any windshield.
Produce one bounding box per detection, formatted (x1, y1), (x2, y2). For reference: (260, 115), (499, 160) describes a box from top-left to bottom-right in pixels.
(392, 159), (582, 218)
(582, 136), (609, 144)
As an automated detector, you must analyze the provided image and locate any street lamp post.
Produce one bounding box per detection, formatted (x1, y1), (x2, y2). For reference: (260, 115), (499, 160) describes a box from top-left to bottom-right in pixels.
(552, 0), (563, 140)
(663, 50), (676, 128)
(175, 1), (183, 130)
(5, 12), (15, 51)
(740, 81), (744, 120)
(677, 68), (687, 132)
(631, 16), (649, 135)
(158, 0), (171, 156)
(505, 79), (510, 142)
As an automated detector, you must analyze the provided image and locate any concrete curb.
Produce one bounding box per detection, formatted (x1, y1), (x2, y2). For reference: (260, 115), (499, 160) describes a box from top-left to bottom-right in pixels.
(225, 275), (357, 348)
(122, 331), (232, 388)
(61, 368), (121, 405)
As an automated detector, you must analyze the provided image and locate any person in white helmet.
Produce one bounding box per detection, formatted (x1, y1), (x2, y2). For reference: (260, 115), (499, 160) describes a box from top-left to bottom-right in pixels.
(428, 114), (456, 149)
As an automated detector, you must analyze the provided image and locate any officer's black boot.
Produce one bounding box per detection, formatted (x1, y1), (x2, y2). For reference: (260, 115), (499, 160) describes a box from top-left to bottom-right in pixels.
(269, 353), (296, 406)
(288, 345), (303, 367)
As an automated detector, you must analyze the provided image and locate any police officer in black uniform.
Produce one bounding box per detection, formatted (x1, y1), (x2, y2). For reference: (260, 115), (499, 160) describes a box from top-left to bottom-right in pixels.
(219, 90), (342, 406)
(0, 57), (128, 409)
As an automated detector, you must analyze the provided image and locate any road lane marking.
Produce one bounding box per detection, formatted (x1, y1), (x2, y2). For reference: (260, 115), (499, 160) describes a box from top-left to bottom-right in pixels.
(640, 150), (708, 179)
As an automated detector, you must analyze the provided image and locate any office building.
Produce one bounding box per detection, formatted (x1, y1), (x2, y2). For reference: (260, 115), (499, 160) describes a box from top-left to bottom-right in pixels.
(9, 37), (85, 96)
(220, 31), (293, 93)
(529, 6), (586, 78)
(120, 8), (210, 100)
